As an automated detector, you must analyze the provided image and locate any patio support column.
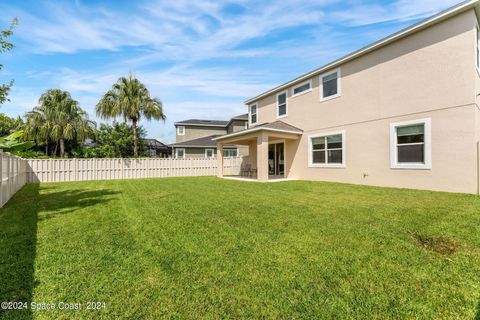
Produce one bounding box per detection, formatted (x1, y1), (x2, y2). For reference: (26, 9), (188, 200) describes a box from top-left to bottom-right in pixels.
(257, 132), (269, 182)
(217, 143), (224, 177)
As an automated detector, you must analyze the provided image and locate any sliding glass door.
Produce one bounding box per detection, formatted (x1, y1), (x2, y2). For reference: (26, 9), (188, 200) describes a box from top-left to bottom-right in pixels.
(268, 143), (285, 177)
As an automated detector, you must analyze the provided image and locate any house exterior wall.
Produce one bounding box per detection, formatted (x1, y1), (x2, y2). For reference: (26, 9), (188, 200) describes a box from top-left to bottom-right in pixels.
(246, 10), (480, 193)
(175, 125), (226, 143)
(227, 120), (248, 134)
(174, 147), (242, 158)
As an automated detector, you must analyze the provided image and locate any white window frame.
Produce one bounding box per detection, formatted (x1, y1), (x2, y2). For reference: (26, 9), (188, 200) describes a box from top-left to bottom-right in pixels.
(205, 148), (215, 158)
(175, 148), (185, 159)
(390, 118), (431, 170)
(319, 68), (341, 102)
(249, 103), (257, 125)
(291, 79), (312, 98)
(177, 126), (185, 136)
(308, 130), (346, 168)
(276, 91), (288, 119)
(223, 149), (238, 157)
(244, 121), (248, 130)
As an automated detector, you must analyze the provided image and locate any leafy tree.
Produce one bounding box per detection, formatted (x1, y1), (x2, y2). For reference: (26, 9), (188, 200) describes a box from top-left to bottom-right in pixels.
(0, 113), (23, 135)
(0, 18), (18, 105)
(72, 122), (146, 158)
(24, 89), (96, 158)
(96, 75), (165, 156)
(0, 131), (34, 152)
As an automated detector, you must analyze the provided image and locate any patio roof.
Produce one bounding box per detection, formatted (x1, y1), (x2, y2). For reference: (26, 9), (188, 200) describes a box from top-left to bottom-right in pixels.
(170, 135), (237, 148)
(212, 121), (303, 142)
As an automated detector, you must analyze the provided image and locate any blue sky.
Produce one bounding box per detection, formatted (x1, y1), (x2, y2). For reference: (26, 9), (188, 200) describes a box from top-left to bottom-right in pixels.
(0, 0), (460, 143)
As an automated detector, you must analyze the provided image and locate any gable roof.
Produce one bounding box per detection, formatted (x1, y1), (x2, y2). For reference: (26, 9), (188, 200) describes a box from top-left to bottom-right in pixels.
(231, 113), (248, 120)
(213, 121), (303, 141)
(170, 135), (236, 148)
(245, 0), (480, 105)
(174, 114), (249, 128)
(174, 119), (229, 127)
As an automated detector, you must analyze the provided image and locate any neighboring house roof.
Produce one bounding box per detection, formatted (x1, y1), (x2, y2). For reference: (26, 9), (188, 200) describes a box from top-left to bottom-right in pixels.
(174, 114), (248, 128)
(245, 0), (480, 104)
(231, 113), (248, 120)
(226, 113), (249, 127)
(142, 139), (170, 150)
(170, 135), (236, 148)
(213, 121), (303, 141)
(174, 119), (229, 127)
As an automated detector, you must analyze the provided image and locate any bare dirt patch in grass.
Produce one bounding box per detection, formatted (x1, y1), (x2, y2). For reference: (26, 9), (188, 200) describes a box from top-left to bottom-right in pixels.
(410, 232), (460, 255)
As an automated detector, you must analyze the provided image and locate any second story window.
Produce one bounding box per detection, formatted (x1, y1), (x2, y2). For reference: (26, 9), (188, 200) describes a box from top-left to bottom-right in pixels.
(292, 80), (312, 97)
(320, 68), (341, 101)
(250, 104), (257, 125)
(277, 91), (287, 118)
(177, 126), (185, 135)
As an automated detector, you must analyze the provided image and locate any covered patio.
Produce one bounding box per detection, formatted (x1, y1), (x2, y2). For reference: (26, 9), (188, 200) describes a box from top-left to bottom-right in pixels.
(213, 121), (303, 182)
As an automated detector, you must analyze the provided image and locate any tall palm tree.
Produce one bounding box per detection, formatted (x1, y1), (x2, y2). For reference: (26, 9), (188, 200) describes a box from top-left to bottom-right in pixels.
(96, 75), (165, 156)
(24, 89), (95, 157)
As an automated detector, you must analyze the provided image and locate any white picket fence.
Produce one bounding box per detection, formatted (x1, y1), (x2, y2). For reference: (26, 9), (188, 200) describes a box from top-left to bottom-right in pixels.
(0, 152), (28, 208)
(26, 156), (244, 183)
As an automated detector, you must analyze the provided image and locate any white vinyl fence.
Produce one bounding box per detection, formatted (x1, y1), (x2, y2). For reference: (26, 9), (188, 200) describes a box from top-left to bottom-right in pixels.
(0, 156), (244, 207)
(0, 152), (28, 208)
(26, 156), (244, 183)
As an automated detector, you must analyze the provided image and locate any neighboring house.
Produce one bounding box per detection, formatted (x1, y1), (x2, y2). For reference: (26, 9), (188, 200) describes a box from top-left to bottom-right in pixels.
(142, 139), (171, 158)
(215, 0), (480, 194)
(171, 114), (248, 158)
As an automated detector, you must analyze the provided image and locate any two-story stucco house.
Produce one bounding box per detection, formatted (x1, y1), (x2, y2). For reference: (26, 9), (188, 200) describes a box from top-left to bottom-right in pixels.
(215, 0), (480, 194)
(171, 114), (248, 158)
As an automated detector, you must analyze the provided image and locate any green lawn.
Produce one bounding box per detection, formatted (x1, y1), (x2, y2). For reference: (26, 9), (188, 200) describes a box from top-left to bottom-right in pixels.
(1, 177), (480, 319)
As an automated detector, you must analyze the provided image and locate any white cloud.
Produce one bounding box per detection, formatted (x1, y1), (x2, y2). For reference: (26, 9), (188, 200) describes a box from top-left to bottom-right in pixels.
(331, 0), (461, 26)
(0, 0), (462, 143)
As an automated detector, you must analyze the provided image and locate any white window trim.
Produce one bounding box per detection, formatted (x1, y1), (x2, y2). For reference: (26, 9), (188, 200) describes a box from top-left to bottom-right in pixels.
(205, 148), (215, 158)
(223, 148), (239, 158)
(308, 130), (346, 168)
(244, 121), (248, 129)
(319, 68), (341, 102)
(390, 118), (431, 170)
(291, 79), (312, 98)
(175, 148), (185, 159)
(276, 91), (288, 119)
(249, 103), (258, 126)
(177, 126), (185, 136)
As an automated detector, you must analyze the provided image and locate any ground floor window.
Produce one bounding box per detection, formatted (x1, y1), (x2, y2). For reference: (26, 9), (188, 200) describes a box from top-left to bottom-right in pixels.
(223, 149), (238, 157)
(308, 131), (345, 167)
(175, 148), (185, 159)
(390, 118), (431, 169)
(205, 149), (215, 158)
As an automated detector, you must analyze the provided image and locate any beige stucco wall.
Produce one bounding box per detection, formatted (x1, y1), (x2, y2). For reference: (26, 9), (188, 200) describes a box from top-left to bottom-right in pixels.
(227, 120), (247, 134)
(175, 125), (226, 143)
(285, 106), (477, 193)
(246, 10), (480, 193)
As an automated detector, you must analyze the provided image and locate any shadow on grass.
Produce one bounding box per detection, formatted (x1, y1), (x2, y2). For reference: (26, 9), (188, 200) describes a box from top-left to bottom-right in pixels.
(0, 183), (120, 320)
(36, 185), (121, 220)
